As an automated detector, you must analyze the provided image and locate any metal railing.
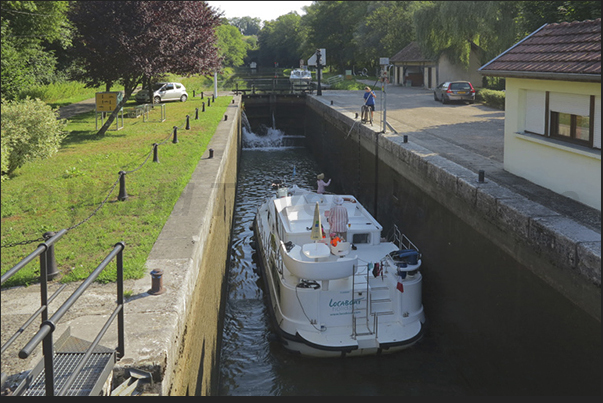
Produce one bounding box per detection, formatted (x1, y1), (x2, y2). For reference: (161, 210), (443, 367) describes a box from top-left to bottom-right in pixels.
(1, 233), (125, 396)
(234, 78), (314, 95)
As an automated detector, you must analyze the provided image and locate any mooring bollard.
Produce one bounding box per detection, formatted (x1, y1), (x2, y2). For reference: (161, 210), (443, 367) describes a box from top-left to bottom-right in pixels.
(149, 269), (165, 295)
(43, 231), (60, 280)
(186, 115), (190, 130)
(118, 171), (128, 201)
(172, 126), (178, 143)
(478, 170), (485, 183)
(153, 143), (159, 163)
(208, 148), (214, 159)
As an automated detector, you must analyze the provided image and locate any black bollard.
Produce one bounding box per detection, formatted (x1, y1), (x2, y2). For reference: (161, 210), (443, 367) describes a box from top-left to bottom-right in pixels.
(43, 231), (60, 280)
(118, 171), (128, 201)
(202, 102), (205, 112)
(172, 126), (178, 143)
(153, 143), (159, 163)
(224, 115), (228, 121)
(207, 98), (211, 107)
(201, 91), (204, 99)
(193, 90), (196, 97)
(186, 115), (190, 130)
(212, 94), (215, 103)
(208, 148), (214, 159)
(149, 269), (165, 295)
(478, 170), (485, 183)
(195, 108), (199, 120)
(403, 135), (408, 143)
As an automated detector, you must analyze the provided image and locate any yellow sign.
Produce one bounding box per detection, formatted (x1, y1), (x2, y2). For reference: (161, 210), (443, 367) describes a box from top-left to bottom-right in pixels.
(95, 92), (123, 112)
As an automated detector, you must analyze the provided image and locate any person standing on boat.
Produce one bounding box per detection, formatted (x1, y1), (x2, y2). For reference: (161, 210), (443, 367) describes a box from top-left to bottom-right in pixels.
(329, 196), (349, 241)
(363, 86), (376, 122)
(316, 173), (331, 194)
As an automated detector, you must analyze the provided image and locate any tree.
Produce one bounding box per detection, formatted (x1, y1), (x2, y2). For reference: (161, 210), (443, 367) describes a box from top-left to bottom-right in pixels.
(354, 1), (415, 69)
(413, 1), (522, 68)
(257, 13), (307, 68)
(1, 97), (68, 179)
(69, 1), (223, 136)
(216, 23), (249, 67)
(229, 16), (261, 36)
(0, 1), (72, 99)
(301, 1), (369, 72)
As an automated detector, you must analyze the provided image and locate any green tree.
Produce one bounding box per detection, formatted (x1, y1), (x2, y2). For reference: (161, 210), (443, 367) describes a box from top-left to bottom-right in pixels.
(229, 16), (262, 36)
(69, 1), (222, 136)
(1, 97), (68, 179)
(413, 1), (521, 68)
(258, 12), (307, 68)
(0, 1), (72, 99)
(216, 23), (249, 67)
(354, 1), (415, 69)
(301, 1), (369, 72)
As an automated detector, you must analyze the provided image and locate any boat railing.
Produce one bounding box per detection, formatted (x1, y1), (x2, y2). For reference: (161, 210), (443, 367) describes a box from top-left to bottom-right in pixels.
(390, 225), (420, 253)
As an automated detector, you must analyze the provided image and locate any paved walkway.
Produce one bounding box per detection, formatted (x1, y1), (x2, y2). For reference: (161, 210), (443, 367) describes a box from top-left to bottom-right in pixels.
(319, 81), (600, 234)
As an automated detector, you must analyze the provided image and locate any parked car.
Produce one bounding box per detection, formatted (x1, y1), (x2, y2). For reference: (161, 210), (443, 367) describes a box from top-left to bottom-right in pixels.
(135, 82), (188, 104)
(434, 81), (475, 104)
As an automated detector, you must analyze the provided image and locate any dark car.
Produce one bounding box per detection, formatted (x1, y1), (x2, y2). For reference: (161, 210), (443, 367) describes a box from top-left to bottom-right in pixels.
(434, 81), (476, 104)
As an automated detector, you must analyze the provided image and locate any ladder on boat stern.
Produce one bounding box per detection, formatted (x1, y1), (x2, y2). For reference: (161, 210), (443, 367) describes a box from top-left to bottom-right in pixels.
(351, 266), (394, 349)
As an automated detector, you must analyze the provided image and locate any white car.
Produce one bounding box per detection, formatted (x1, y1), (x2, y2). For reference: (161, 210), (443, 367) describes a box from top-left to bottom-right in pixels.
(135, 82), (188, 104)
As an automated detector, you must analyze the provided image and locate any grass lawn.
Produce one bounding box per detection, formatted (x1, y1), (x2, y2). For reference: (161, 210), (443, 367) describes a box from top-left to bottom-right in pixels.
(1, 93), (232, 288)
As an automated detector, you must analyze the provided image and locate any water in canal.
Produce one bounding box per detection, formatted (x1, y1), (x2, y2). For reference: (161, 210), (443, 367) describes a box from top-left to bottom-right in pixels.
(217, 126), (600, 396)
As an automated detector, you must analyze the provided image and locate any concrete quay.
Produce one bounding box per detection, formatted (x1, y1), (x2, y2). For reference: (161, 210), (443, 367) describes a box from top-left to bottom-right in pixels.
(1, 84), (600, 396)
(307, 83), (600, 321)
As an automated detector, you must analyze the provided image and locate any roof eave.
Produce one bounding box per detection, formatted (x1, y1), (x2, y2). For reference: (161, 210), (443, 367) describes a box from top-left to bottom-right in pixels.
(478, 70), (601, 83)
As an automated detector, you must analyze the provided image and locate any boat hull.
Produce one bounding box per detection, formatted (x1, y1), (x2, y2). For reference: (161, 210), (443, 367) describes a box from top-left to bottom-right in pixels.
(253, 193), (426, 357)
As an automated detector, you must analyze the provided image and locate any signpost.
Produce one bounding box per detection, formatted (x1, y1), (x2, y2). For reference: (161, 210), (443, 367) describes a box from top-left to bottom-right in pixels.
(95, 92), (124, 130)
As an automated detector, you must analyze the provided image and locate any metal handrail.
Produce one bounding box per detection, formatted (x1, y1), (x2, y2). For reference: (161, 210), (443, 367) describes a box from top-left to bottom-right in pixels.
(16, 241), (125, 396)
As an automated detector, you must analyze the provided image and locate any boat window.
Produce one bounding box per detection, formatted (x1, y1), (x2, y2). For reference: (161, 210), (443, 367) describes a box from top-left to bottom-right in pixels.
(352, 233), (370, 244)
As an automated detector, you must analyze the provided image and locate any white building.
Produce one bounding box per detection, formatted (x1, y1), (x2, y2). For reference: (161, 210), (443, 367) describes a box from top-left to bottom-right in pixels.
(479, 19), (601, 210)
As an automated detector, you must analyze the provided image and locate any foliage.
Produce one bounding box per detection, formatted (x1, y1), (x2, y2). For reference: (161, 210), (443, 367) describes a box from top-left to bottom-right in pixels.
(302, 1), (369, 72)
(1, 93), (232, 287)
(476, 88), (506, 110)
(216, 24), (249, 67)
(68, 1), (223, 135)
(228, 16), (262, 35)
(1, 97), (68, 179)
(353, 1), (415, 69)
(257, 12), (307, 68)
(0, 1), (73, 100)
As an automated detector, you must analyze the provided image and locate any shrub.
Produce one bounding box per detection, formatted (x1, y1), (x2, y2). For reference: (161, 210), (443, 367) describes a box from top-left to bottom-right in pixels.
(477, 88), (505, 110)
(1, 97), (68, 180)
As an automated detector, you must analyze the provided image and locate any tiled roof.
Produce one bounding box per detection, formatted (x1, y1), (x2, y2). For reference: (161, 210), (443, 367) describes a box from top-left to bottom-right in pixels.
(390, 42), (432, 63)
(480, 19), (601, 81)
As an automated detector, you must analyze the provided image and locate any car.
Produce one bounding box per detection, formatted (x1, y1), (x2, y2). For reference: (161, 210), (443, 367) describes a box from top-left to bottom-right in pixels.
(135, 82), (188, 104)
(434, 81), (475, 104)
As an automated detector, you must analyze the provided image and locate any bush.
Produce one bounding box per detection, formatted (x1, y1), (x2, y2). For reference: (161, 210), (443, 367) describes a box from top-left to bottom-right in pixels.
(1, 97), (68, 180)
(476, 88), (505, 110)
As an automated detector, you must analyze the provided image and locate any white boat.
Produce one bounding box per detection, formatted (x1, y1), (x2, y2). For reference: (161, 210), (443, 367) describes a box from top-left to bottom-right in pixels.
(253, 182), (425, 357)
(289, 68), (312, 83)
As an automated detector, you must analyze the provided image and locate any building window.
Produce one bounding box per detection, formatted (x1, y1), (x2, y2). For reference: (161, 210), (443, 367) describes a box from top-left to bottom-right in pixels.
(550, 111), (592, 145)
(547, 93), (596, 148)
